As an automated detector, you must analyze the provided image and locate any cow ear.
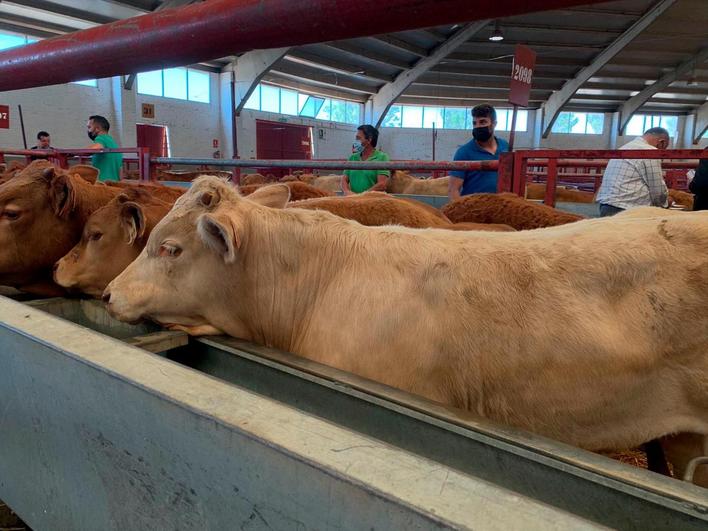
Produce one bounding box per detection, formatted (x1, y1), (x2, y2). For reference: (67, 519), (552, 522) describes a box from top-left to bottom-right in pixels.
(120, 202), (146, 245)
(197, 212), (241, 263)
(41, 166), (58, 182)
(71, 165), (99, 184)
(247, 183), (290, 209)
(49, 174), (77, 218)
(197, 189), (221, 209)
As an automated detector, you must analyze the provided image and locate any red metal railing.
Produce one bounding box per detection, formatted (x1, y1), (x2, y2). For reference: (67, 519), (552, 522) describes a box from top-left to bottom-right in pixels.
(0, 148), (151, 180)
(499, 150), (707, 207)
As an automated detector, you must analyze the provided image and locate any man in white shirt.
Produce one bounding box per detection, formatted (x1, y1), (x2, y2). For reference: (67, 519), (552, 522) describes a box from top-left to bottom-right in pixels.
(595, 127), (670, 217)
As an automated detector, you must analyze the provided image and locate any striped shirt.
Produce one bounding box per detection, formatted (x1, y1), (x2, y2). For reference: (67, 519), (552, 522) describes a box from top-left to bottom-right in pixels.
(595, 137), (668, 210)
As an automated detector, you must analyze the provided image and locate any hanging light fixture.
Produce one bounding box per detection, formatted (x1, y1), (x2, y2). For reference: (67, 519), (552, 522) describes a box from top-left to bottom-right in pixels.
(489, 20), (504, 42)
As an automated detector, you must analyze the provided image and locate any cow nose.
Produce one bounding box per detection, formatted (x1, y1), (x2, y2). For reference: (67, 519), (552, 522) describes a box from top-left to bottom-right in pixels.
(102, 289), (111, 304)
(52, 262), (59, 273)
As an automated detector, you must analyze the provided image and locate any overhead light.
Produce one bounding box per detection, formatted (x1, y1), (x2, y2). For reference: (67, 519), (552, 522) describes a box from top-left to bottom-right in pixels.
(489, 21), (504, 42)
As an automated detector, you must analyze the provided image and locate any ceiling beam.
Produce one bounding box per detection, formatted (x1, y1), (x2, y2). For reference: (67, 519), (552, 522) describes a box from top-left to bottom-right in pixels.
(618, 47), (708, 133)
(371, 35), (428, 58)
(8, 0), (145, 23)
(324, 43), (412, 70)
(222, 48), (292, 114)
(283, 52), (393, 83)
(369, 21), (487, 127)
(266, 71), (374, 96)
(260, 75), (368, 103)
(540, 0), (677, 138)
(692, 101), (708, 144)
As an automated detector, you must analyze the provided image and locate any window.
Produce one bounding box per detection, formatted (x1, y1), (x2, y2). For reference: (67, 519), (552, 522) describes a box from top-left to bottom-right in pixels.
(551, 112), (604, 134)
(163, 68), (187, 100)
(0, 32), (31, 51)
(443, 108), (467, 130)
(381, 105), (528, 131)
(494, 109), (529, 132)
(402, 106), (423, 128)
(244, 86), (261, 110)
(187, 69), (210, 103)
(423, 107), (444, 129)
(137, 68), (211, 103)
(381, 105), (402, 128)
(242, 83), (362, 125)
(71, 79), (98, 87)
(280, 88), (298, 116)
(625, 114), (678, 138)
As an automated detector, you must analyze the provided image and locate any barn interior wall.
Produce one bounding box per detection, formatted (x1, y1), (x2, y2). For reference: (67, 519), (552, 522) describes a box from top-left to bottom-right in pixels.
(234, 109), (357, 162)
(0, 80), (115, 149)
(134, 72), (223, 159)
(0, 74), (225, 159)
(1, 78), (703, 164)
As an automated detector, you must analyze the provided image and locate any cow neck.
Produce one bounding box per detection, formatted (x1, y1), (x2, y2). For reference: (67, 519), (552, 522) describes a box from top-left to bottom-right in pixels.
(68, 179), (121, 224)
(234, 207), (352, 353)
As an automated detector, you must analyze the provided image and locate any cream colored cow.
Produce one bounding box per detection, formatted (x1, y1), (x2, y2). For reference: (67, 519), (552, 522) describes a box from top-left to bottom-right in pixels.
(105, 177), (708, 486)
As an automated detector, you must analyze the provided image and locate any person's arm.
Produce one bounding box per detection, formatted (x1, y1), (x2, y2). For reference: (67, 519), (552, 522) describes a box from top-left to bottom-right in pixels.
(448, 176), (464, 201)
(341, 172), (353, 195)
(448, 145), (467, 201)
(642, 160), (668, 207)
(367, 173), (388, 192)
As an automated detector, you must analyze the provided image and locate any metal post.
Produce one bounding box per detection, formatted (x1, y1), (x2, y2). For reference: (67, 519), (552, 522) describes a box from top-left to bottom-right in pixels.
(17, 105), (27, 150)
(508, 104), (518, 151)
(497, 152), (514, 193)
(544, 158), (558, 207)
(139, 147), (151, 181)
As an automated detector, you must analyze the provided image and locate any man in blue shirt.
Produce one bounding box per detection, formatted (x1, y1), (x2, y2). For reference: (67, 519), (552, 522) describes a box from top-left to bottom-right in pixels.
(448, 104), (510, 200)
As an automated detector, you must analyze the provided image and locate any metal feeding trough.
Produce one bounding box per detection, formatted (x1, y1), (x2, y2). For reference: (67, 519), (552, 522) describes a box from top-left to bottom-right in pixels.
(0, 295), (705, 530)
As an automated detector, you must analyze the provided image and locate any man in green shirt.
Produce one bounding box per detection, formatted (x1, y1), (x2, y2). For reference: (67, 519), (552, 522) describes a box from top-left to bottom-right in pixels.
(86, 115), (123, 182)
(342, 125), (390, 194)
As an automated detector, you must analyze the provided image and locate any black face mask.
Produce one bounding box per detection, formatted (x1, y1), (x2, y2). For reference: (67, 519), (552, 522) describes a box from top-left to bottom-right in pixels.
(472, 126), (493, 143)
(87, 130), (98, 141)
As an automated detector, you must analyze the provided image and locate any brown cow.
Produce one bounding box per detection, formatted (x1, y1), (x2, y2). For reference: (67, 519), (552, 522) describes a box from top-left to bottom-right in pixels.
(241, 173), (266, 186)
(55, 188), (175, 298)
(288, 192), (451, 229)
(526, 183), (595, 203)
(668, 189), (694, 211)
(443, 193), (583, 230)
(104, 177), (708, 486)
(0, 161), (27, 185)
(104, 181), (185, 202)
(0, 160), (121, 295)
(387, 171), (450, 196)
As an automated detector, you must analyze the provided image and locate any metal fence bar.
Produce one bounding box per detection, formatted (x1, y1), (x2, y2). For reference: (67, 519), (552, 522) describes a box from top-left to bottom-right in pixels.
(152, 157), (499, 172)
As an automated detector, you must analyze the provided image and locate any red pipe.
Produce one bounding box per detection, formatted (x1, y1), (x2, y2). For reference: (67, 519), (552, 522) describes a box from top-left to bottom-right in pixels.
(0, 0), (609, 92)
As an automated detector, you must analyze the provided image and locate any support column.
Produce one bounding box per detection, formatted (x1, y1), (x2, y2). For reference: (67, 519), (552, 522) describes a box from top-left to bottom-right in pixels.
(609, 112), (619, 149)
(110, 76), (137, 147)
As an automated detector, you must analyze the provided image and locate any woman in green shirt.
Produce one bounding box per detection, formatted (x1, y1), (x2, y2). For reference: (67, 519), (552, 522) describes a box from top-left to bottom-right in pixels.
(342, 125), (390, 194)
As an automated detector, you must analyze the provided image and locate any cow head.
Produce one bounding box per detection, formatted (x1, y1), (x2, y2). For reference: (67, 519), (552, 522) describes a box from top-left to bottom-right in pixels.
(54, 188), (173, 298)
(104, 178), (291, 328)
(0, 160), (118, 292)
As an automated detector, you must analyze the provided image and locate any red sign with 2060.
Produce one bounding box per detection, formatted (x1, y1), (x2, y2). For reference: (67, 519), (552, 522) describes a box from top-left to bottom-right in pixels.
(0, 105), (9, 129)
(509, 45), (537, 107)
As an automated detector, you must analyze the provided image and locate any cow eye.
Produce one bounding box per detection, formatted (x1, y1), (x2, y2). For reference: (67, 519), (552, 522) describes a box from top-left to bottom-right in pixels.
(89, 231), (103, 241)
(158, 243), (182, 258)
(2, 209), (20, 220)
